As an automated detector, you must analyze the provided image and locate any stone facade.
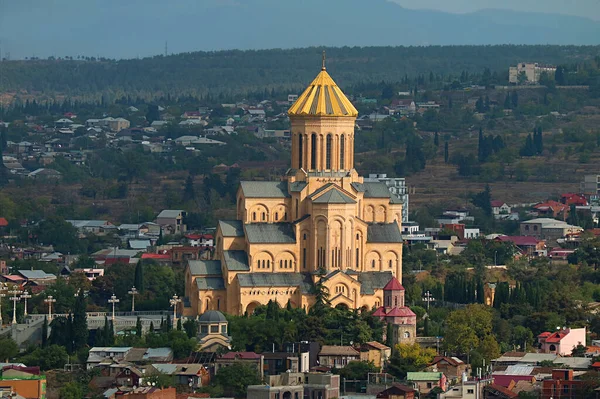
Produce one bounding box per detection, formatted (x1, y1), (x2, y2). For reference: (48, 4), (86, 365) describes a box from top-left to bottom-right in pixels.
(184, 64), (406, 316)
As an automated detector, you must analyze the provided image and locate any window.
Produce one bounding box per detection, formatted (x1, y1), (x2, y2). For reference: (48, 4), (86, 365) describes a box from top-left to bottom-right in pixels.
(389, 260), (393, 268)
(200, 325), (208, 334)
(221, 325), (227, 333)
(284, 212), (287, 221)
(275, 212), (279, 221)
(262, 212), (266, 221)
(394, 297), (398, 307)
(372, 259), (376, 268)
(326, 134), (332, 169)
(311, 133), (317, 169)
(217, 298), (220, 310)
(298, 134), (303, 168)
(303, 248), (307, 269)
(467, 390), (474, 394)
(525, 225), (529, 231)
(340, 134), (345, 169)
(252, 212), (256, 221)
(356, 248), (359, 269)
(427, 383), (432, 389)
(303, 234), (307, 240)
(210, 325), (219, 333)
(295, 199), (299, 217)
(267, 260), (270, 269)
(533, 225), (538, 231)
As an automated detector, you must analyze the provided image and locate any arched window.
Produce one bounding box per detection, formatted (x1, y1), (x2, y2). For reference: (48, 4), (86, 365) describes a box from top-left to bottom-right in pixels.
(298, 134), (303, 169)
(394, 297), (398, 307)
(372, 259), (376, 268)
(267, 260), (270, 269)
(252, 212), (256, 221)
(389, 260), (393, 268)
(275, 212), (279, 221)
(403, 331), (410, 338)
(262, 212), (266, 221)
(311, 133), (317, 169)
(217, 298), (221, 310)
(340, 134), (345, 169)
(326, 134), (332, 169)
(280, 260), (283, 268)
(303, 248), (307, 269)
(356, 248), (359, 269)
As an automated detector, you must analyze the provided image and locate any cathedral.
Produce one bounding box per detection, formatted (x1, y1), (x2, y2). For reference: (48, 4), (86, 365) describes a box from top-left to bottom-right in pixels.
(184, 59), (415, 338)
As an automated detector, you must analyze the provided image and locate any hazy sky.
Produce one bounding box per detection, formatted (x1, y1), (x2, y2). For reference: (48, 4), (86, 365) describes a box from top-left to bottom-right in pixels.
(391, 0), (600, 20)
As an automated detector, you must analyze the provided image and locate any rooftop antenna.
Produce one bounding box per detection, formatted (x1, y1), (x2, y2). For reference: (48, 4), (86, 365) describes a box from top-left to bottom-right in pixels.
(321, 50), (326, 71)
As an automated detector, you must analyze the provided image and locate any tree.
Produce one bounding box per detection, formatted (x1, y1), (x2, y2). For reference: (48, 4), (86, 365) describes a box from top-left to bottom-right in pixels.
(434, 131), (439, 147)
(511, 91), (519, 108)
(471, 185), (492, 217)
(183, 173), (196, 203)
(177, 318), (183, 331)
(42, 317), (49, 347)
(134, 260), (144, 293)
(337, 361), (379, 380)
(72, 292), (88, 351)
(517, 71), (528, 85)
(388, 343), (436, 379)
(136, 316), (143, 337)
(0, 337), (18, 361)
(145, 104), (160, 123)
(555, 66), (566, 85)
(183, 319), (198, 338)
(444, 304), (496, 362)
(444, 141), (449, 163)
(59, 382), (84, 399)
(213, 362), (262, 397)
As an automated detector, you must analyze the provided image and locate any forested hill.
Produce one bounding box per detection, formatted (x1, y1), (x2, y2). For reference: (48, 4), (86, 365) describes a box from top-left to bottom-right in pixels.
(1, 45), (600, 98)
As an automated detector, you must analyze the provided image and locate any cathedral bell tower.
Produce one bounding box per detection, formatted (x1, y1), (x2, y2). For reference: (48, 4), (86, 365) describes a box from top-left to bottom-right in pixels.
(288, 53), (358, 173)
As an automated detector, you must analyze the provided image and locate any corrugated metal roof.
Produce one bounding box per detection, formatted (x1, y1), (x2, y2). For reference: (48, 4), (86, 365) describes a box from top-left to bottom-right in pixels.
(144, 347), (173, 360)
(237, 273), (313, 293)
(520, 353), (557, 363)
(152, 364), (177, 374)
(312, 188), (356, 204)
(406, 372), (443, 381)
(319, 345), (359, 356)
(219, 220), (244, 237)
(188, 260), (222, 276)
(17, 270), (56, 279)
(240, 181), (290, 198)
(245, 223), (296, 244)
(503, 365), (534, 375)
(223, 250), (250, 271)
(358, 271), (393, 295)
(156, 210), (184, 219)
(196, 277), (225, 290)
(367, 223), (403, 243)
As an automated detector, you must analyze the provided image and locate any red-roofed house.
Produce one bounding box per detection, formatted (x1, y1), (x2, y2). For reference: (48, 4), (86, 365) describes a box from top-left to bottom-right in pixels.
(541, 369), (585, 399)
(494, 235), (546, 257)
(560, 193), (588, 206)
(533, 201), (568, 219)
(426, 356), (468, 380)
(548, 247), (575, 260)
(372, 277), (417, 346)
(0, 217), (8, 227)
(538, 328), (586, 356)
(214, 352), (263, 376)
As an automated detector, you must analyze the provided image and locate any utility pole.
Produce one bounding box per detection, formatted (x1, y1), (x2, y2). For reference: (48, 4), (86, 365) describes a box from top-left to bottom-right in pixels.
(170, 295), (181, 325)
(0, 284), (6, 325)
(44, 296), (56, 319)
(128, 287), (138, 312)
(21, 290), (32, 317)
(8, 289), (22, 324)
(108, 294), (120, 321)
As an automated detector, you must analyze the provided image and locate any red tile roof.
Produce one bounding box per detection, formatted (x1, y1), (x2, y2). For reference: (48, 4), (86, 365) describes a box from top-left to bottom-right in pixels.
(591, 362), (600, 368)
(141, 253), (171, 260)
(495, 235), (540, 246)
(486, 384), (518, 399)
(373, 307), (386, 317)
(0, 217), (8, 227)
(538, 332), (552, 338)
(491, 200), (506, 207)
(545, 331), (568, 343)
(2, 365), (41, 375)
(383, 277), (404, 291)
(386, 307), (416, 317)
(430, 356), (465, 367)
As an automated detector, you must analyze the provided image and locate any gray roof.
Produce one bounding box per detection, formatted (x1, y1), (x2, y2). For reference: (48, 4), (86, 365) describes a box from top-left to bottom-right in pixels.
(223, 250), (250, 271)
(196, 276), (225, 290)
(367, 223), (403, 243)
(219, 220), (244, 237)
(156, 209), (184, 219)
(240, 181), (290, 198)
(289, 182), (308, 192)
(309, 183), (336, 199)
(312, 187), (356, 204)
(358, 271), (394, 294)
(199, 310), (227, 323)
(245, 223), (296, 244)
(17, 270), (56, 280)
(237, 273), (314, 293)
(188, 260), (222, 276)
(352, 181), (392, 198)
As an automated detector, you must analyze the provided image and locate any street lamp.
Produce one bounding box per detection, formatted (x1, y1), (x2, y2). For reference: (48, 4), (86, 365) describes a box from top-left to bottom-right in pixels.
(170, 295), (181, 325)
(44, 296), (56, 320)
(128, 287), (138, 312)
(21, 290), (32, 317)
(108, 294), (120, 321)
(8, 289), (22, 324)
(422, 290), (435, 311)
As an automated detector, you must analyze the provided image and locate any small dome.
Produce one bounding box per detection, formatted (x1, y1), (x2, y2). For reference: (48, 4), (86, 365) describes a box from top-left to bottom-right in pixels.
(198, 310), (227, 323)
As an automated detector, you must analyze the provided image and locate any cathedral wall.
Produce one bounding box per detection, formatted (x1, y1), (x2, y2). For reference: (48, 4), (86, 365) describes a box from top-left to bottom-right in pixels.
(247, 243), (299, 272)
(242, 198), (292, 224)
(364, 243), (402, 280)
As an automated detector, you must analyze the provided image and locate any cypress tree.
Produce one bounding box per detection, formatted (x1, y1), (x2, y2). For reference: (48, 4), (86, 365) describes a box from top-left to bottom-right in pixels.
(42, 317), (48, 348)
(134, 260), (144, 293)
(149, 321), (155, 333)
(434, 131), (439, 147)
(504, 93), (511, 109)
(136, 317), (143, 337)
(72, 292), (88, 351)
(166, 315), (172, 332)
(177, 318), (182, 331)
(444, 141), (449, 163)
(511, 91), (519, 108)
(478, 128), (485, 162)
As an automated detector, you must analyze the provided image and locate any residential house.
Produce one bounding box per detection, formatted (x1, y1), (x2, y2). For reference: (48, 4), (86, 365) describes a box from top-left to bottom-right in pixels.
(55, 118), (73, 128)
(520, 218), (582, 241)
(67, 220), (115, 235)
(0, 368), (46, 399)
(580, 175), (600, 196)
(263, 352), (300, 376)
(376, 384), (416, 399)
(114, 387), (176, 398)
(483, 384), (518, 399)
(560, 193), (588, 206)
(360, 341), (391, 371)
(87, 347), (173, 370)
(405, 372), (447, 394)
(541, 369), (585, 399)
(426, 356), (468, 381)
(402, 222), (419, 235)
(108, 118), (130, 132)
(248, 372), (340, 399)
(317, 346), (360, 368)
(16, 269), (56, 285)
(438, 378), (493, 399)
(492, 365), (537, 387)
(156, 210), (186, 234)
(0, 260), (7, 275)
(509, 63), (556, 84)
(214, 352), (264, 377)
(171, 247), (201, 264)
(92, 247), (141, 265)
(494, 236), (546, 257)
(150, 364), (210, 389)
(491, 201), (511, 216)
(533, 201), (568, 219)
(537, 328), (586, 356)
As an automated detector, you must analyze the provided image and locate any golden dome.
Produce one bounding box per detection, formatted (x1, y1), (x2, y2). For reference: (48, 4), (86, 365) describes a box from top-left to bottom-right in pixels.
(288, 64), (358, 118)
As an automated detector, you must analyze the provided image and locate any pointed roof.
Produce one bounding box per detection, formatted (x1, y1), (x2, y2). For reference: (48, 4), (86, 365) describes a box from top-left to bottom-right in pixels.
(386, 307), (416, 317)
(288, 64), (358, 117)
(383, 276), (404, 291)
(372, 307), (386, 317)
(312, 187), (356, 204)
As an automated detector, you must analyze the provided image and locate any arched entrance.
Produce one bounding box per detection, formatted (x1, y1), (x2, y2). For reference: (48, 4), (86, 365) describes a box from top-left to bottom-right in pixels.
(335, 303), (349, 311)
(245, 301), (262, 315)
(283, 392), (292, 399)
